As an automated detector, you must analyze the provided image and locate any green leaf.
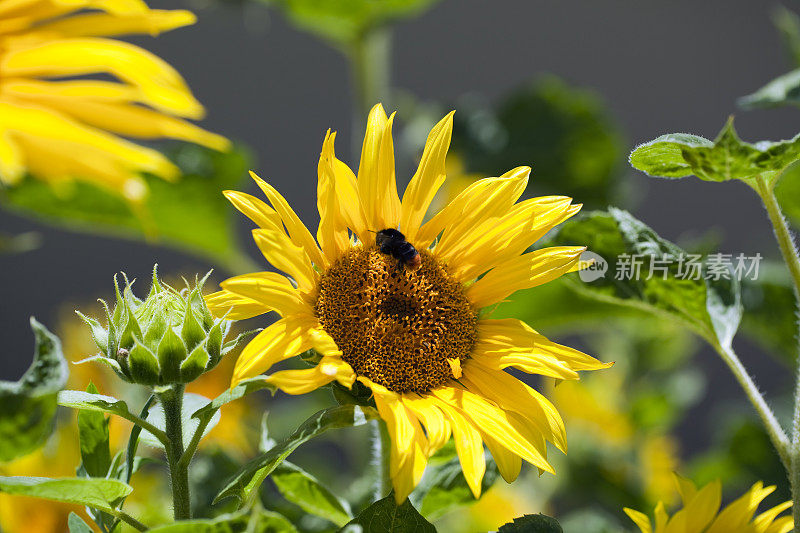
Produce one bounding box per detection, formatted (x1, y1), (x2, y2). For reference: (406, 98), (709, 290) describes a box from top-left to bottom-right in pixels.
(1, 143), (253, 271)
(147, 510), (297, 532)
(215, 404), (379, 504)
(140, 393), (219, 449)
(263, 0), (441, 45)
(413, 445), (498, 520)
(67, 512), (95, 533)
(191, 376), (275, 429)
(0, 319), (68, 462)
(739, 69), (800, 110)
(0, 476), (131, 514)
(0, 231), (40, 254)
(553, 208), (742, 348)
(58, 390), (135, 419)
(775, 160), (800, 229)
(342, 493), (435, 533)
(451, 75), (626, 209)
(77, 383), (112, 478)
(629, 117), (800, 184)
(498, 514), (563, 533)
(272, 461), (352, 526)
(773, 5), (800, 68)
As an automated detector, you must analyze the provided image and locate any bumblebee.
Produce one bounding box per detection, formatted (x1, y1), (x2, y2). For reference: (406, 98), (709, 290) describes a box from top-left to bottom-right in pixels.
(375, 228), (421, 271)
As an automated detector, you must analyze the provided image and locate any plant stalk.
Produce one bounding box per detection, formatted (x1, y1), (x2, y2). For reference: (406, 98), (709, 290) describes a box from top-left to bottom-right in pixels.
(371, 419), (391, 500)
(160, 384), (191, 520)
(755, 175), (800, 527)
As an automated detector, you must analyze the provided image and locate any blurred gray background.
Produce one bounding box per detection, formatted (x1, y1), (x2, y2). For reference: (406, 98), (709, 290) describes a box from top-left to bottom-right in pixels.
(1, 0), (796, 452)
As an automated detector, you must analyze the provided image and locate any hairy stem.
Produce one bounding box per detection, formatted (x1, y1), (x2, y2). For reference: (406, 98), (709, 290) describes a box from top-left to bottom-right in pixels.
(755, 175), (800, 526)
(371, 419), (391, 500)
(160, 385), (191, 520)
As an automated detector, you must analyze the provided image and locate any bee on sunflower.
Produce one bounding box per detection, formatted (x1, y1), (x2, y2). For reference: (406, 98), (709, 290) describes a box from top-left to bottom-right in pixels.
(206, 104), (612, 503)
(0, 0), (228, 200)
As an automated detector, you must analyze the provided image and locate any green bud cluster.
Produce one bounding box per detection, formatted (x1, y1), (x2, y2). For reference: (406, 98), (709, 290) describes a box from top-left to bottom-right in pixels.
(77, 266), (248, 386)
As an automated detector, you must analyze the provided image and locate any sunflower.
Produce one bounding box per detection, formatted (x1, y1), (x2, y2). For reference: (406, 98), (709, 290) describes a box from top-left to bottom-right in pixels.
(206, 104), (611, 503)
(624, 475), (793, 533)
(0, 0), (228, 200)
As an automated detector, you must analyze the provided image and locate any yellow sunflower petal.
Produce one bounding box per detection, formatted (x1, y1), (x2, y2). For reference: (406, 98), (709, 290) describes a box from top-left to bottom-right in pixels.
(204, 289), (271, 320)
(222, 190), (282, 231)
(331, 154), (369, 244)
(56, 0), (150, 16)
(232, 314), (318, 384)
(373, 112), (401, 230)
(250, 171), (327, 270)
(668, 479), (721, 533)
(316, 130), (351, 261)
(429, 394), (486, 498)
(357, 103), (389, 231)
(399, 111), (454, 243)
(402, 395), (451, 456)
(624, 508), (654, 533)
(754, 501), (792, 532)
(220, 272), (310, 317)
(20, 9), (195, 39)
(654, 501), (669, 532)
(2, 38), (203, 118)
(265, 356), (355, 395)
(706, 481), (774, 533)
(251, 228), (318, 294)
(466, 246), (585, 309)
(765, 516), (794, 533)
(0, 79), (138, 102)
(0, 132), (24, 184)
(481, 431), (522, 483)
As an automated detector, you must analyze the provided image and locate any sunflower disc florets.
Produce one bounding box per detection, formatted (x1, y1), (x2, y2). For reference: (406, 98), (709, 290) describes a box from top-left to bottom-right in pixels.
(77, 266), (247, 386)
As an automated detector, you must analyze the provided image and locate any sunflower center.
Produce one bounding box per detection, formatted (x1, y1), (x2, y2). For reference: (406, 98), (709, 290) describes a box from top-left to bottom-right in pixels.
(314, 246), (478, 393)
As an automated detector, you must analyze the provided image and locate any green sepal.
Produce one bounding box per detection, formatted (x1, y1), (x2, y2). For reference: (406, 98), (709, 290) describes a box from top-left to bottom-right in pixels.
(99, 299), (117, 360)
(143, 308), (168, 347)
(147, 264), (162, 300)
(190, 271), (215, 329)
(157, 327), (186, 383)
(75, 311), (109, 358)
(181, 304), (206, 353)
(118, 302), (142, 351)
(206, 319), (224, 367)
(112, 274), (125, 327)
(128, 340), (160, 385)
(180, 345), (210, 383)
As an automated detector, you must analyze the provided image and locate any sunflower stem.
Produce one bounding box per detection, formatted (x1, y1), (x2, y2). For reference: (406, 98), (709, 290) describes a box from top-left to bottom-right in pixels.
(754, 175), (800, 527)
(371, 419), (391, 500)
(159, 384), (192, 520)
(348, 26), (392, 159)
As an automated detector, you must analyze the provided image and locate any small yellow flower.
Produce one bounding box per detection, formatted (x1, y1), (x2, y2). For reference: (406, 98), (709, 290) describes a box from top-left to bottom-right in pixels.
(207, 104), (612, 503)
(624, 475), (793, 533)
(0, 0), (229, 200)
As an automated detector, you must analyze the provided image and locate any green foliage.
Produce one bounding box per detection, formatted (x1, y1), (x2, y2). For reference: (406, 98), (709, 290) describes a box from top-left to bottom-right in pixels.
(76, 266), (251, 387)
(0, 231), (40, 254)
(498, 514), (563, 533)
(262, 0), (441, 45)
(775, 160), (800, 229)
(0, 318), (68, 462)
(146, 510), (297, 532)
(271, 461), (352, 526)
(77, 382), (112, 478)
(738, 69), (800, 110)
(773, 5), (800, 68)
(629, 117), (800, 185)
(450, 75), (626, 208)
(554, 208), (742, 348)
(342, 493), (435, 533)
(0, 476), (132, 514)
(215, 405), (379, 505)
(1, 143), (253, 271)
(411, 443), (499, 520)
(140, 393), (219, 449)
(67, 513), (95, 533)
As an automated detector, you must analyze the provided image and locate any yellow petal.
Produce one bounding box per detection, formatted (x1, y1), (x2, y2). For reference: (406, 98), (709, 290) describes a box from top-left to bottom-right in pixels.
(232, 314), (318, 384)
(706, 481), (774, 533)
(765, 516), (794, 533)
(624, 508), (654, 533)
(482, 432), (522, 483)
(316, 130), (351, 261)
(265, 356), (355, 395)
(220, 271), (309, 317)
(373, 112), (401, 230)
(251, 228), (318, 294)
(0, 132), (24, 184)
(668, 479), (721, 533)
(754, 501), (792, 532)
(0, 79), (138, 102)
(429, 394), (486, 498)
(399, 111), (454, 243)
(331, 154), (369, 244)
(2, 38), (203, 118)
(20, 9), (195, 39)
(204, 289), (271, 320)
(402, 395), (451, 456)
(357, 103), (389, 232)
(250, 171), (327, 270)
(466, 246), (585, 309)
(222, 190), (282, 231)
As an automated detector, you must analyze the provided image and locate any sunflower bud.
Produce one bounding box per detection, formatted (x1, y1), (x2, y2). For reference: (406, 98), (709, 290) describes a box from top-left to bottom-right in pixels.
(77, 265), (249, 386)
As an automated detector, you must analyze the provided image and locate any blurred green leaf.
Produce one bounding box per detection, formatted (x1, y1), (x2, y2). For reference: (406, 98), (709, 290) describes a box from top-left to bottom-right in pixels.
(451, 75), (626, 208)
(411, 443), (498, 520)
(498, 514), (563, 533)
(77, 382), (112, 479)
(773, 5), (800, 68)
(263, 0), (441, 45)
(554, 208), (742, 348)
(630, 118), (800, 185)
(141, 393), (219, 450)
(0, 476), (131, 514)
(215, 404), (379, 505)
(739, 69), (800, 110)
(0, 318), (68, 462)
(775, 160), (800, 229)
(343, 493), (435, 532)
(67, 513), (94, 533)
(59, 390), (135, 419)
(272, 461), (352, 526)
(1, 143), (253, 272)
(0, 231), (41, 254)
(147, 510), (297, 532)
(740, 265), (798, 366)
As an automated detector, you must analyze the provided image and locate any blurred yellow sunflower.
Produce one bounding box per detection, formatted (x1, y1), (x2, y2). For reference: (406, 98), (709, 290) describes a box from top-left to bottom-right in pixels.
(624, 475), (793, 533)
(206, 104), (611, 503)
(0, 0), (229, 200)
